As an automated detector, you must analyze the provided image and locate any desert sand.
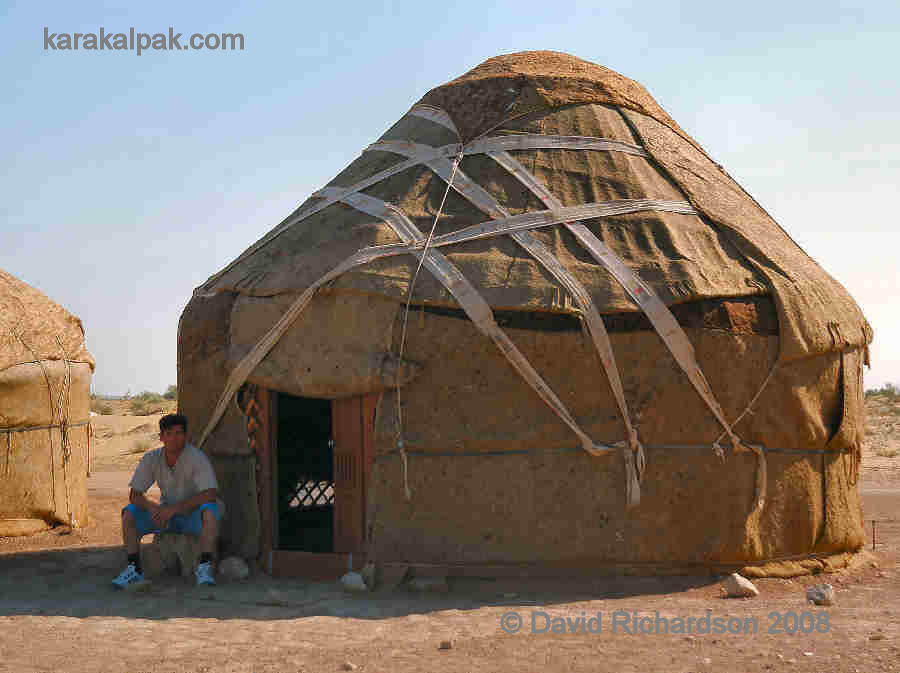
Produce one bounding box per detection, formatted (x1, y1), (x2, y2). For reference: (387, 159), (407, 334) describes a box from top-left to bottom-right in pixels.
(0, 399), (897, 673)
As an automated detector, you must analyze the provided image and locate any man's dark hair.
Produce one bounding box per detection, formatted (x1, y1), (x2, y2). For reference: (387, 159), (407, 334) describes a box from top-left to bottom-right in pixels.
(159, 413), (188, 433)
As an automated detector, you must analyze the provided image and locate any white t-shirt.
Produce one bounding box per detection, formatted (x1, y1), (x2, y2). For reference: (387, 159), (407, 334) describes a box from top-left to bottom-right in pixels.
(130, 443), (224, 514)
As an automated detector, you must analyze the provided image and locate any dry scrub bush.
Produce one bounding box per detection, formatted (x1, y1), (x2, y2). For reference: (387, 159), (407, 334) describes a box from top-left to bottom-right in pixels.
(131, 438), (154, 454)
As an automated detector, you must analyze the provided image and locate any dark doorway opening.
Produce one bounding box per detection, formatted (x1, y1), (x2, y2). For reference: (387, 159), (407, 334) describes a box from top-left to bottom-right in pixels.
(276, 393), (333, 552)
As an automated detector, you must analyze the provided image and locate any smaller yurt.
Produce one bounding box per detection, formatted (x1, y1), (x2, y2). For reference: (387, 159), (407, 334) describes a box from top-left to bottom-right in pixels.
(0, 269), (94, 536)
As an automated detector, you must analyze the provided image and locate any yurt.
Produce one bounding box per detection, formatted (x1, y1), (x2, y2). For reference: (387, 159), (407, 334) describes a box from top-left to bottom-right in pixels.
(179, 51), (871, 578)
(0, 269), (94, 536)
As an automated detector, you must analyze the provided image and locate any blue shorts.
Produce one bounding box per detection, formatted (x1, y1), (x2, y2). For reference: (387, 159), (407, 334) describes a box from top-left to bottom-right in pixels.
(123, 503), (221, 538)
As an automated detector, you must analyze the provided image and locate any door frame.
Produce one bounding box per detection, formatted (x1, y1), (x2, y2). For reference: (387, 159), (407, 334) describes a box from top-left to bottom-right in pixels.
(254, 387), (378, 579)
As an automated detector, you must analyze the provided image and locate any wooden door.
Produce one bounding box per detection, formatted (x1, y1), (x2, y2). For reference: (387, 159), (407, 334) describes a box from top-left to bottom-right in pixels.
(331, 394), (378, 553)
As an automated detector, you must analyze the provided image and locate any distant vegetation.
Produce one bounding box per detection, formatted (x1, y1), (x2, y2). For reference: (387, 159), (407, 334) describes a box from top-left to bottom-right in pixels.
(90, 398), (114, 415)
(89, 385), (177, 415)
(131, 438), (154, 454)
(866, 383), (898, 400)
(129, 391), (168, 416)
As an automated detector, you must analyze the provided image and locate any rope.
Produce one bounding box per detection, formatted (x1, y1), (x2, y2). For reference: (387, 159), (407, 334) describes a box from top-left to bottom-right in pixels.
(54, 336), (73, 463)
(86, 421), (92, 478)
(714, 361), (778, 447)
(393, 144), (465, 502)
(12, 330), (57, 515)
(374, 442), (853, 460)
(710, 360), (778, 513)
(55, 336), (73, 525)
(0, 420), (90, 434)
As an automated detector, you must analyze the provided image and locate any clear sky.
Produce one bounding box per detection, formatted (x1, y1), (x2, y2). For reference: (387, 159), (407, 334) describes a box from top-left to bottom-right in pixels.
(2, 0), (897, 395)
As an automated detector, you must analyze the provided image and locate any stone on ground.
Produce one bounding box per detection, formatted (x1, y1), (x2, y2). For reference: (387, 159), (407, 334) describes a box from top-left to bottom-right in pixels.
(722, 573), (759, 598)
(218, 556), (250, 581)
(341, 571), (368, 592)
(806, 583), (835, 606)
(142, 533), (206, 578)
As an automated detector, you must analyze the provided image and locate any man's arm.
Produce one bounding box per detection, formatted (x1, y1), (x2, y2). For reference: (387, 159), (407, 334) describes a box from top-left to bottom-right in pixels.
(149, 489), (216, 527)
(129, 488), (160, 512)
(171, 488), (216, 516)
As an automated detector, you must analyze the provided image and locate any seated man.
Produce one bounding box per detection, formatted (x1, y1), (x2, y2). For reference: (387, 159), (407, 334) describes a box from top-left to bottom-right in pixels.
(112, 413), (224, 588)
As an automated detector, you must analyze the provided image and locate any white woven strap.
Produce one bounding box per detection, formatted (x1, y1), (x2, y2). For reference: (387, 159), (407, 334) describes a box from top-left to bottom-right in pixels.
(408, 104), (459, 133)
(197, 105), (744, 511)
(363, 141), (647, 504)
(195, 197), (700, 450)
(198, 130), (653, 295)
(487, 148), (743, 456)
(322, 188), (619, 457)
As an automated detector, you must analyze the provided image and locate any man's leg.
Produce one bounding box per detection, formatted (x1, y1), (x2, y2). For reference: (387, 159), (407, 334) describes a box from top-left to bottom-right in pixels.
(122, 506), (141, 556)
(180, 503), (220, 585)
(113, 505), (155, 588)
(199, 507), (218, 556)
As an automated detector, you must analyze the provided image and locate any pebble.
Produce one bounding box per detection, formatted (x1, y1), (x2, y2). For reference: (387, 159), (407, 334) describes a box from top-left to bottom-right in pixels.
(702, 657), (712, 664)
(218, 556), (250, 581)
(439, 640), (454, 650)
(341, 662), (357, 671)
(806, 583), (835, 606)
(722, 573), (759, 598)
(869, 633), (886, 641)
(340, 571), (368, 593)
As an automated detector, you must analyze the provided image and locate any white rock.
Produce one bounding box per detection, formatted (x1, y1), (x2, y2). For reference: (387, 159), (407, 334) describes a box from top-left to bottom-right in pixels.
(341, 571), (369, 592)
(342, 661), (358, 670)
(722, 573), (759, 598)
(806, 584), (835, 606)
(218, 556), (250, 581)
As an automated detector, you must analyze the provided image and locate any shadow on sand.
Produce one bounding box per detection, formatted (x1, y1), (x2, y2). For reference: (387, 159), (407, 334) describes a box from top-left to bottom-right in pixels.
(0, 544), (722, 621)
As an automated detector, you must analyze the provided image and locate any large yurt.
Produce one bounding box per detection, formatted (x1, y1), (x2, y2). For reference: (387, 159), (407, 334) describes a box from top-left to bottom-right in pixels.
(0, 269), (94, 536)
(179, 51), (871, 578)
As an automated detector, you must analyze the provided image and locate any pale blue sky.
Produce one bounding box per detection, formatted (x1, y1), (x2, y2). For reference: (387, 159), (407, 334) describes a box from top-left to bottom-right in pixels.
(1, 0), (897, 395)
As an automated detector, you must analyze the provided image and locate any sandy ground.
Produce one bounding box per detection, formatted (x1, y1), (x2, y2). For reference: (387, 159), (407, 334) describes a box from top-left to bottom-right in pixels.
(0, 400), (898, 673)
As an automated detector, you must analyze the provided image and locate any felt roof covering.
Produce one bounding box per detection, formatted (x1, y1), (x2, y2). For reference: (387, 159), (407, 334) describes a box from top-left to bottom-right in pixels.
(0, 268), (94, 373)
(196, 51), (870, 363)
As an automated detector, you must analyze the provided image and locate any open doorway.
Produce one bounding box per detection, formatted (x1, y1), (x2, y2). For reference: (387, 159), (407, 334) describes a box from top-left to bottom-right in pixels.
(276, 393), (333, 552)
(260, 388), (378, 575)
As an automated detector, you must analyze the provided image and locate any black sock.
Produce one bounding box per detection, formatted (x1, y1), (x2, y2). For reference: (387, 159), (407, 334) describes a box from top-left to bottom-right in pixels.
(127, 553), (142, 574)
(198, 552), (213, 565)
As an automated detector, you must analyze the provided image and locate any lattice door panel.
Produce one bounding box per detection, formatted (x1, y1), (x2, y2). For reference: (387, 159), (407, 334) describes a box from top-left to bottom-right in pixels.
(288, 480), (335, 508)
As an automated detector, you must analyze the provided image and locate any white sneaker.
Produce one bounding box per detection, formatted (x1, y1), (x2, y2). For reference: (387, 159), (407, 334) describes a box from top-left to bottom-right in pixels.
(195, 560), (216, 586)
(112, 563), (148, 590)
